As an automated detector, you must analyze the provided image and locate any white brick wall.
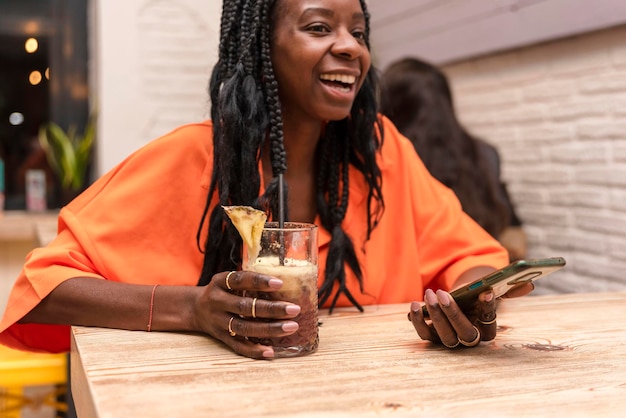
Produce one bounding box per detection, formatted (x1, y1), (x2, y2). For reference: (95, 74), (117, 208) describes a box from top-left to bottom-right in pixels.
(444, 24), (626, 294)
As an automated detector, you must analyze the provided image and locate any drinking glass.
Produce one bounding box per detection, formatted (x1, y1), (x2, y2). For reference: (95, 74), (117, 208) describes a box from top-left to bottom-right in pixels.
(242, 222), (318, 358)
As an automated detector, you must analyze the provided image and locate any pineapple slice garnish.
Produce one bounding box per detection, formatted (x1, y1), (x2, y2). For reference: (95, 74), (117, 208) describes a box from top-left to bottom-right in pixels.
(223, 205), (267, 261)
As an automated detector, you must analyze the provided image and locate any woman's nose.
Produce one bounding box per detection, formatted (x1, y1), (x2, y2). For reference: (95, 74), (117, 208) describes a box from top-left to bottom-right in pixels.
(331, 29), (362, 59)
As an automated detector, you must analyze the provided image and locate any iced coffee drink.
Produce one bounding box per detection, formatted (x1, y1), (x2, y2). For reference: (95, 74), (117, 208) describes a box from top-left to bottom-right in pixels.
(243, 222), (319, 358)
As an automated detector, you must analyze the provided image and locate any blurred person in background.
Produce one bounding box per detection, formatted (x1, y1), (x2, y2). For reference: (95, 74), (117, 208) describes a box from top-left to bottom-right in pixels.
(379, 57), (527, 261)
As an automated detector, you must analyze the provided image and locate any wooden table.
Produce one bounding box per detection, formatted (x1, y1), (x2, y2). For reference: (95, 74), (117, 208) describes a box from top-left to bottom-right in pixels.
(71, 292), (626, 417)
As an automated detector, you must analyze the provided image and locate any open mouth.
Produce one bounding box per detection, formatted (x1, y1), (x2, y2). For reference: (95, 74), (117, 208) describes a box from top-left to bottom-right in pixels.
(320, 74), (356, 93)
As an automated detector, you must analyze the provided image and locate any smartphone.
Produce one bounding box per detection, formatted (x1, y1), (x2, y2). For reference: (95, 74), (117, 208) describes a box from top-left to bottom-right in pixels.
(422, 257), (566, 317)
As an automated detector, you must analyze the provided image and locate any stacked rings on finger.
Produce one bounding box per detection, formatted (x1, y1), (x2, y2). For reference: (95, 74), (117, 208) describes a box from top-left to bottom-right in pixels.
(228, 317), (237, 337)
(225, 271), (236, 291)
(477, 317), (497, 325)
(251, 297), (257, 319)
(458, 325), (481, 347)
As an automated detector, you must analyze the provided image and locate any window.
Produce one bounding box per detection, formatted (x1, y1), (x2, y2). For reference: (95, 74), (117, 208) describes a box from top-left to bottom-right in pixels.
(0, 0), (88, 210)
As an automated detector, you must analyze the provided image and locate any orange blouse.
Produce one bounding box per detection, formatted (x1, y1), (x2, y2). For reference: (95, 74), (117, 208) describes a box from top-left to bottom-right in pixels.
(0, 116), (508, 353)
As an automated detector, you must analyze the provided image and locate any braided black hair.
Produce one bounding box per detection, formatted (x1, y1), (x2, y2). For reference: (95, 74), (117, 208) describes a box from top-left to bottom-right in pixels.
(197, 0), (384, 313)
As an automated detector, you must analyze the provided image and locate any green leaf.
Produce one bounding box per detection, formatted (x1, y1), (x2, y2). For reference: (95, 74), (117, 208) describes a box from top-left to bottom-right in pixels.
(39, 126), (60, 173)
(38, 114), (97, 192)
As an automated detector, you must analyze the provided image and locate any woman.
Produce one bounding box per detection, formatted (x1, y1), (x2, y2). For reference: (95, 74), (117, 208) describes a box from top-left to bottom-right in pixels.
(379, 57), (527, 261)
(0, 0), (531, 360)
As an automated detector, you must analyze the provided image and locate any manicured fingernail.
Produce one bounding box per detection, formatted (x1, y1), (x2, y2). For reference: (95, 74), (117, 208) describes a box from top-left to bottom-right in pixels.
(408, 301), (421, 321)
(484, 291), (494, 303)
(436, 290), (451, 306)
(285, 305), (301, 315)
(425, 289), (438, 306)
(268, 279), (283, 289)
(282, 321), (299, 332)
(262, 349), (275, 358)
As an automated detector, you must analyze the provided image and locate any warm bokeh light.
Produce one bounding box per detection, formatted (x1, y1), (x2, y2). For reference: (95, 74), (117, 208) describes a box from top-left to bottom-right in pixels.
(45, 67), (50, 80)
(25, 37), (38, 53)
(9, 112), (25, 126)
(29, 70), (42, 85)
(24, 21), (40, 34)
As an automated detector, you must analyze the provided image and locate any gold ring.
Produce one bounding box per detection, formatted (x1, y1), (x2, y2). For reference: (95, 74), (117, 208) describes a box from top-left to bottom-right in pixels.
(477, 317), (497, 325)
(251, 297), (257, 319)
(225, 271), (235, 291)
(458, 326), (481, 347)
(228, 317), (236, 337)
(442, 340), (460, 349)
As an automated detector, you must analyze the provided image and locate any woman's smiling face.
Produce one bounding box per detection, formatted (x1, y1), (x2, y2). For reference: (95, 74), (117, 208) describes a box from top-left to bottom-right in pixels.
(270, 0), (371, 124)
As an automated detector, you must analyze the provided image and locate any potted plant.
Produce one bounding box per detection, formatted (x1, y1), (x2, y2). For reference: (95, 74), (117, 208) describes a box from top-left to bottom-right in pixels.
(38, 114), (96, 206)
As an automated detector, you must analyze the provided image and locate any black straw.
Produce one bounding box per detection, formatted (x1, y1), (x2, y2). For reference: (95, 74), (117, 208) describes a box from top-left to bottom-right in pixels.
(278, 173), (285, 228)
(278, 173), (285, 265)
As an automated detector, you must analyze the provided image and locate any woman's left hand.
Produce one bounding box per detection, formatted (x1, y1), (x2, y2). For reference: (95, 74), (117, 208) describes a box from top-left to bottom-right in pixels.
(408, 281), (534, 348)
(408, 288), (496, 348)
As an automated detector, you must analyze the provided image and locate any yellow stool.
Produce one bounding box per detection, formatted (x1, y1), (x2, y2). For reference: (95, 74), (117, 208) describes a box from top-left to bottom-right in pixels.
(0, 344), (67, 418)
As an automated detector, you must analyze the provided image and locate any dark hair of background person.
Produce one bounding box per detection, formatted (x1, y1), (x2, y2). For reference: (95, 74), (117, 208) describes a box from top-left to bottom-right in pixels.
(379, 57), (515, 240)
(196, 0), (385, 312)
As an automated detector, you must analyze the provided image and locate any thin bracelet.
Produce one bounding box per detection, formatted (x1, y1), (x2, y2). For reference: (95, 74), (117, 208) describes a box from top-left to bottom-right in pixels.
(147, 284), (159, 332)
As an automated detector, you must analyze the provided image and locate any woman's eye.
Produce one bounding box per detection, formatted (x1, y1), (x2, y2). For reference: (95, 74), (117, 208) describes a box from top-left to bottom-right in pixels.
(308, 24), (329, 33)
(352, 31), (366, 41)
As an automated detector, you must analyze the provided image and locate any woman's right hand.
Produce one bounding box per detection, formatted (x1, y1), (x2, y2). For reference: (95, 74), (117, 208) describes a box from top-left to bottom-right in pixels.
(194, 270), (302, 359)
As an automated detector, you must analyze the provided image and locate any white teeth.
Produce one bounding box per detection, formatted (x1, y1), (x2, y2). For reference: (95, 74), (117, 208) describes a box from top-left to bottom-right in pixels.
(320, 74), (356, 84)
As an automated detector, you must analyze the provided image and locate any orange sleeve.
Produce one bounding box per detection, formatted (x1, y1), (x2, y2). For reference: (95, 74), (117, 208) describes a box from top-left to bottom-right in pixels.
(0, 214), (106, 352)
(0, 122), (214, 353)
